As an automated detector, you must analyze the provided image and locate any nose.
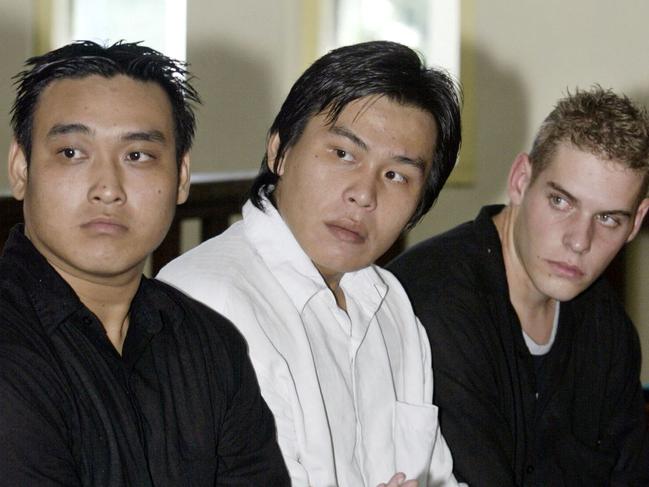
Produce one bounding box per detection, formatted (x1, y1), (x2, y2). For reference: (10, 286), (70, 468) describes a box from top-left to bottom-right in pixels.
(88, 158), (126, 205)
(563, 215), (593, 254)
(344, 172), (377, 210)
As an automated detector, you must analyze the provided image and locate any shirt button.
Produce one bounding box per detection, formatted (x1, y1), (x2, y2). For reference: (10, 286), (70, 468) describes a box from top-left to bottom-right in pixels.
(526, 465), (535, 474)
(82, 317), (92, 325)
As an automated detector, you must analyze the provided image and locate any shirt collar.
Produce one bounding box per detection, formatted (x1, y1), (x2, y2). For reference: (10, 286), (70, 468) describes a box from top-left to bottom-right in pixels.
(1, 224), (170, 338)
(242, 198), (387, 314)
(473, 204), (512, 297)
(2, 225), (84, 334)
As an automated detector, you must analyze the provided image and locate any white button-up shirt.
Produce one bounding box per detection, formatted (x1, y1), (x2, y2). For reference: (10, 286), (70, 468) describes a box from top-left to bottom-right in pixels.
(158, 199), (461, 487)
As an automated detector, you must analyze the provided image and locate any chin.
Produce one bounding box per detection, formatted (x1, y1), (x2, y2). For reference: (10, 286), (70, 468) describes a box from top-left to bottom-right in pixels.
(544, 283), (589, 302)
(320, 253), (372, 272)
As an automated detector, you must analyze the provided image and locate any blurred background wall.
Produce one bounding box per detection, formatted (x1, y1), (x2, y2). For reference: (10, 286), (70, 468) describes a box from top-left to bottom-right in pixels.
(1, 0), (648, 381)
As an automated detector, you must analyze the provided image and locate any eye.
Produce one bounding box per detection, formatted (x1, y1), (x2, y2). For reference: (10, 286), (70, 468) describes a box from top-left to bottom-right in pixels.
(59, 147), (81, 159)
(549, 193), (569, 210)
(334, 149), (354, 162)
(596, 213), (621, 228)
(385, 170), (406, 183)
(126, 151), (153, 162)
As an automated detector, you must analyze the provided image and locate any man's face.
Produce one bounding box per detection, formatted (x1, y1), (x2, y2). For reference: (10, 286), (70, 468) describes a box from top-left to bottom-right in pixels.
(509, 142), (649, 302)
(9, 74), (190, 284)
(271, 96), (437, 283)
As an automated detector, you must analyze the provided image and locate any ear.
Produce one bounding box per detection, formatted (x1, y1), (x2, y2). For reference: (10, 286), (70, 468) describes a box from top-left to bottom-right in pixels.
(507, 152), (533, 205)
(8, 139), (28, 201)
(266, 132), (284, 176)
(176, 152), (191, 205)
(626, 197), (649, 243)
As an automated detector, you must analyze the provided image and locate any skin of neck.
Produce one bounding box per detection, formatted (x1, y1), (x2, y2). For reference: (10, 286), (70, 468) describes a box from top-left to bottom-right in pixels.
(493, 205), (557, 345)
(321, 271), (348, 311)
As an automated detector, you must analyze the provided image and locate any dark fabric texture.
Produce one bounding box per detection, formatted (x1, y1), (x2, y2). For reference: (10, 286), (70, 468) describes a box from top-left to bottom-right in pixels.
(0, 225), (289, 486)
(389, 205), (649, 487)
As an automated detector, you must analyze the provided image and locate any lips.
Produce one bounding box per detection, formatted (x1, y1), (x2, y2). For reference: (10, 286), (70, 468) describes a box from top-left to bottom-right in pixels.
(81, 216), (128, 235)
(547, 259), (585, 279)
(325, 220), (367, 244)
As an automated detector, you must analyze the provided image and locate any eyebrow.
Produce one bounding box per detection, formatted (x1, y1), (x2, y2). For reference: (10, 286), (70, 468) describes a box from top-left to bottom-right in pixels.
(329, 125), (427, 173)
(47, 123), (91, 138)
(121, 130), (167, 144)
(394, 154), (427, 174)
(330, 125), (368, 151)
(547, 181), (633, 217)
(46, 124), (167, 144)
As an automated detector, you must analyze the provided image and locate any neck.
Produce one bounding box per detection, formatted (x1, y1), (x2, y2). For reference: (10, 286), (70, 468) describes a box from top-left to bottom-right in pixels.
(53, 265), (142, 355)
(322, 271), (347, 311)
(493, 206), (557, 344)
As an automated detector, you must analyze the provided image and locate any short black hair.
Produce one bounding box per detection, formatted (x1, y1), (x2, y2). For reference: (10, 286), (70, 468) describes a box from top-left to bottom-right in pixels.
(10, 40), (200, 164)
(250, 40), (462, 227)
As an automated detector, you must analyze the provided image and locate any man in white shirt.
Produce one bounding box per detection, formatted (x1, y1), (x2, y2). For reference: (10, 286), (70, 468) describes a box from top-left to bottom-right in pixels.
(158, 41), (463, 487)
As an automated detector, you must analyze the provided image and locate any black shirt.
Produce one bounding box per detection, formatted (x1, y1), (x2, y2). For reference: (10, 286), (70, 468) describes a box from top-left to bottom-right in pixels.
(389, 205), (649, 486)
(0, 226), (290, 486)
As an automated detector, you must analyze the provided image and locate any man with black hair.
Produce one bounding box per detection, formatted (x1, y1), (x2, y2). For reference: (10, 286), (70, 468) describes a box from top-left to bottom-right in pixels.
(389, 87), (649, 485)
(0, 41), (289, 486)
(159, 41), (464, 487)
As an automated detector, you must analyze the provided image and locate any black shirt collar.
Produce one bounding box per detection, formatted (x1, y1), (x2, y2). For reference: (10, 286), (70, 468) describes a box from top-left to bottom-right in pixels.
(1, 224), (175, 338)
(2, 225), (83, 335)
(473, 204), (510, 297)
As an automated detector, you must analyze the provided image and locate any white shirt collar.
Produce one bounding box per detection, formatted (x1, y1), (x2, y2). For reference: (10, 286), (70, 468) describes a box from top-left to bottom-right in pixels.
(242, 197), (388, 315)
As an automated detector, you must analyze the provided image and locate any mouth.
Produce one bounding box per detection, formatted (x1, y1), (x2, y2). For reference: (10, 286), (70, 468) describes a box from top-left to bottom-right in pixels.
(325, 220), (367, 244)
(546, 259), (585, 279)
(81, 217), (128, 235)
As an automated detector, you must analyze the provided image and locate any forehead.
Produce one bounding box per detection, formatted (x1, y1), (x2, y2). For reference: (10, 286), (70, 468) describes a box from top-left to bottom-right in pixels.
(325, 95), (436, 128)
(309, 96), (437, 157)
(536, 142), (645, 208)
(32, 74), (174, 136)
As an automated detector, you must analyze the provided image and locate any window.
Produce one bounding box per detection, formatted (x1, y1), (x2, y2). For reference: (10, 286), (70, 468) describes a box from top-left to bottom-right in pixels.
(321, 0), (460, 79)
(306, 0), (470, 183)
(37, 0), (186, 60)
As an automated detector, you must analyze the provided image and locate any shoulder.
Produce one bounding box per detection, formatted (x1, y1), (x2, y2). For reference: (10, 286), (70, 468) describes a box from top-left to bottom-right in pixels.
(388, 220), (487, 315)
(157, 222), (263, 308)
(158, 221), (250, 281)
(373, 265), (419, 312)
(389, 220), (481, 290)
(388, 222), (509, 361)
(572, 277), (638, 343)
(150, 278), (250, 358)
(0, 306), (68, 415)
(146, 280), (270, 412)
(372, 265), (431, 348)
(0, 272), (48, 357)
(393, 219), (476, 264)
(371, 266), (419, 319)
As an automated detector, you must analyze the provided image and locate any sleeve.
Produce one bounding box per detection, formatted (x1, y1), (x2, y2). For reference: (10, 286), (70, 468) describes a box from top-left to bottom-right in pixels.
(413, 321), (464, 487)
(426, 298), (518, 486)
(0, 345), (81, 486)
(600, 312), (649, 485)
(216, 292), (312, 487)
(390, 261), (519, 486)
(541, 306), (649, 485)
(214, 336), (291, 486)
(253, 369), (312, 487)
(160, 268), (313, 486)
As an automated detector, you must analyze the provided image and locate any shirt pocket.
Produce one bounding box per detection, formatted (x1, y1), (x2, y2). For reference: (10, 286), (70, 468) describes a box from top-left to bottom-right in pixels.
(393, 400), (440, 484)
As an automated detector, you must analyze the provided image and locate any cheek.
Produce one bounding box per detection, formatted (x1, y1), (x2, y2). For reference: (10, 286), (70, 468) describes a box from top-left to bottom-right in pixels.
(28, 176), (79, 214)
(132, 170), (177, 195)
(384, 187), (419, 219)
(591, 233), (626, 261)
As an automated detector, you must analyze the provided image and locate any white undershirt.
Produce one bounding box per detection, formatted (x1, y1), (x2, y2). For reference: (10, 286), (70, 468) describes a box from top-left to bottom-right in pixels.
(523, 301), (560, 356)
